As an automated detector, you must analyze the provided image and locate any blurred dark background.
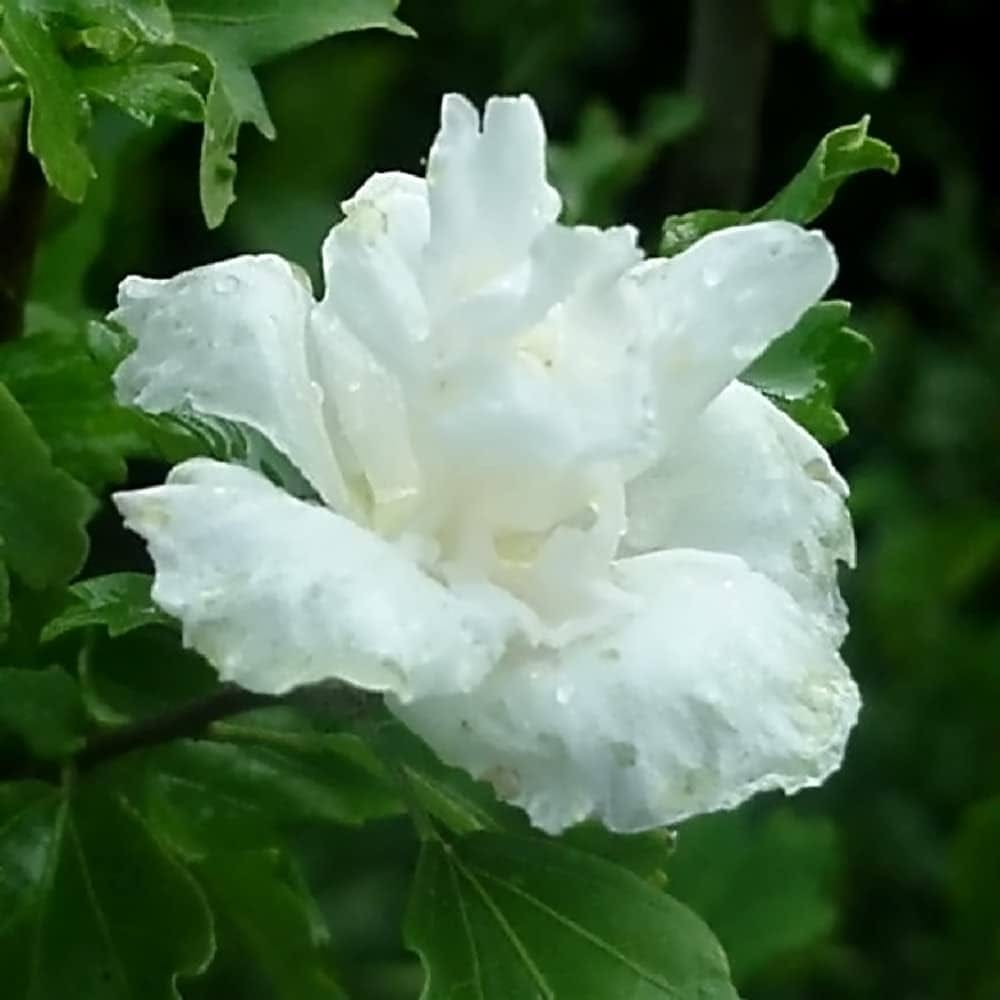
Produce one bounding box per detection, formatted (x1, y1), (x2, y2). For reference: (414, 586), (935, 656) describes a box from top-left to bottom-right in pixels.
(38, 1), (999, 997)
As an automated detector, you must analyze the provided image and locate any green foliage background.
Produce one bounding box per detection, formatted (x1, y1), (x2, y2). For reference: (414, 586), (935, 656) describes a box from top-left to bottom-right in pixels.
(1, 1), (997, 998)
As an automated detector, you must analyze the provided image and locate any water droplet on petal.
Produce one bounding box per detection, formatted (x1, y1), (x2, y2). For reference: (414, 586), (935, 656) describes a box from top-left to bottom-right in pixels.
(701, 265), (722, 288)
(555, 684), (574, 705)
(213, 274), (240, 295)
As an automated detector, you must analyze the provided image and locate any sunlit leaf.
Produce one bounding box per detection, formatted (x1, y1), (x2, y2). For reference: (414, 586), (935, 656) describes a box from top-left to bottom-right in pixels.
(79, 59), (204, 127)
(0, 1), (94, 201)
(170, 0), (413, 226)
(42, 572), (172, 642)
(661, 117), (899, 256)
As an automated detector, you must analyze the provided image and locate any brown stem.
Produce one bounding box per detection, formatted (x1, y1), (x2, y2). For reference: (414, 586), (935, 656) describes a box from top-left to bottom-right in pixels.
(667, 0), (773, 211)
(0, 110), (46, 342)
(0, 681), (380, 785)
(75, 683), (279, 773)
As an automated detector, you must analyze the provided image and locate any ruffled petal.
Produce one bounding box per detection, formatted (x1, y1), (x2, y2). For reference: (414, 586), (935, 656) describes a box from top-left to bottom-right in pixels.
(624, 381), (852, 637)
(319, 174), (431, 380)
(113, 255), (350, 511)
(429, 220), (643, 353)
(114, 459), (523, 699)
(308, 317), (422, 531)
(631, 221), (837, 433)
(393, 548), (859, 834)
(422, 94), (561, 311)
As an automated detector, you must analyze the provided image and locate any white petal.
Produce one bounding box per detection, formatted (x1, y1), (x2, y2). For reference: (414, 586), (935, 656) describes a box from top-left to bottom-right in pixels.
(309, 316), (422, 530)
(319, 175), (431, 379)
(114, 459), (522, 699)
(113, 255), (350, 511)
(624, 381), (853, 637)
(422, 94), (561, 311)
(631, 221), (837, 433)
(430, 220), (642, 354)
(406, 228), (654, 546)
(340, 171), (430, 271)
(393, 548), (859, 834)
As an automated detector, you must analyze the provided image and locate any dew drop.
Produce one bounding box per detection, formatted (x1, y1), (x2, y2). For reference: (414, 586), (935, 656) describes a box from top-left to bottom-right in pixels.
(213, 274), (240, 295)
(701, 265), (722, 288)
(555, 684), (574, 705)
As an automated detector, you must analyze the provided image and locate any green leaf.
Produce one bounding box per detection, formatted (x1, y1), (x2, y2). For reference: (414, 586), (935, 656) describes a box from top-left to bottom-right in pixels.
(375, 719), (674, 883)
(42, 573), (172, 643)
(407, 833), (738, 1000)
(657, 122), (893, 440)
(0, 0), (94, 201)
(0, 780), (215, 999)
(78, 58), (204, 127)
(0, 666), (87, 759)
(759, 116), (899, 224)
(666, 808), (839, 983)
(170, 0), (412, 226)
(144, 722), (401, 858)
(196, 852), (346, 1000)
(660, 117), (899, 256)
(0, 555), (9, 638)
(40, 0), (176, 46)
(560, 824), (674, 887)
(659, 209), (743, 258)
(0, 381), (95, 588)
(742, 299), (874, 442)
(0, 322), (203, 491)
(78, 626), (215, 725)
(372, 719), (521, 836)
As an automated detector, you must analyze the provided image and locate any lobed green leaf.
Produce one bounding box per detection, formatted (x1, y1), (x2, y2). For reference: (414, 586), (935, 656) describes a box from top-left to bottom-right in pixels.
(42, 572), (172, 643)
(2, 0), (410, 221)
(78, 58), (204, 127)
(407, 833), (738, 1000)
(169, 0), (413, 226)
(742, 299), (874, 442)
(0, 1), (94, 201)
(144, 721), (402, 859)
(0, 780), (215, 999)
(660, 117), (899, 256)
(1, 322), (204, 492)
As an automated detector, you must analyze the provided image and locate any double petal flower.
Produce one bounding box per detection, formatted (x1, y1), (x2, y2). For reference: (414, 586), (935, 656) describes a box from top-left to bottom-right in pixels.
(113, 94), (859, 834)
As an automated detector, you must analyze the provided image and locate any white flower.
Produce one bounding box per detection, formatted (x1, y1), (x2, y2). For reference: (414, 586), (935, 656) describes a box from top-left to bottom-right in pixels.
(112, 93), (860, 834)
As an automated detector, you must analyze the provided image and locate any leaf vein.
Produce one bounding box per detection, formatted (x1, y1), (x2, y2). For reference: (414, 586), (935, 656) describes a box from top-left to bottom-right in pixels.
(470, 865), (681, 997)
(452, 853), (556, 1000)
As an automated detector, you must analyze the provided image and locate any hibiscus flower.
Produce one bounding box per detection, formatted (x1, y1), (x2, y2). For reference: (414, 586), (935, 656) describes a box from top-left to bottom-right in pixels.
(113, 94), (859, 834)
